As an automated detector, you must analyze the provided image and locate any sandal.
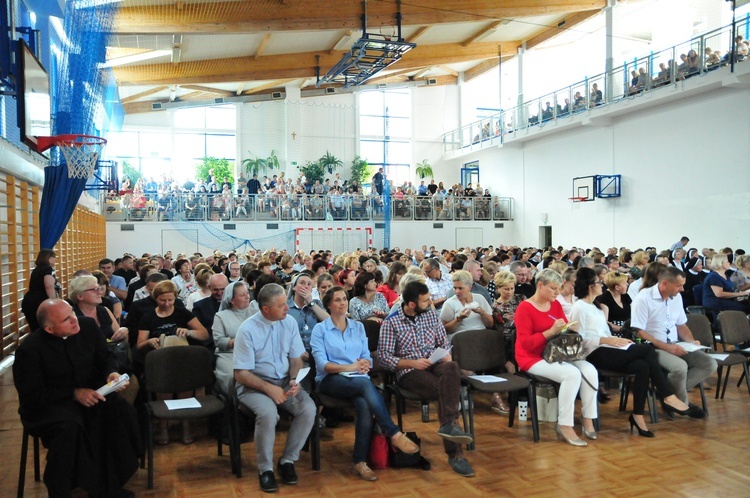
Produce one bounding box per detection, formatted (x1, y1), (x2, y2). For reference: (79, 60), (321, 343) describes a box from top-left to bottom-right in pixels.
(491, 394), (510, 414)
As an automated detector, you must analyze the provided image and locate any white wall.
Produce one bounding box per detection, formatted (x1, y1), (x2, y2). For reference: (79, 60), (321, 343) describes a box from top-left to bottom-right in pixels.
(440, 85), (750, 250)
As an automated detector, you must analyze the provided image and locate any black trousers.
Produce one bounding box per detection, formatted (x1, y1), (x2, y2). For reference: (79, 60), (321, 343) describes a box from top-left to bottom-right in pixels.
(586, 343), (674, 415)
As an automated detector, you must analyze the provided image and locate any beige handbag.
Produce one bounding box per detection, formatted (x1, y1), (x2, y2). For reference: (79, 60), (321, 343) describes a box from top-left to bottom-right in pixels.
(159, 333), (189, 348)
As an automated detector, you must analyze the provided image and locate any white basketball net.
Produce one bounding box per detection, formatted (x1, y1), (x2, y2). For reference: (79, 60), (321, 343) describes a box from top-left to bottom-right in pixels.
(58, 139), (104, 179)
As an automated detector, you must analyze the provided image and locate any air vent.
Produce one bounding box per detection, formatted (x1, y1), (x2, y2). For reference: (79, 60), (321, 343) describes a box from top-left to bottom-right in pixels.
(377, 83), (387, 89)
(267, 223), (279, 229)
(223, 223), (236, 230)
(426, 78), (437, 86)
(214, 97), (225, 104)
(433, 223), (443, 229)
(121, 224), (135, 231)
(151, 102), (164, 110)
(494, 223), (504, 228)
(325, 87), (336, 94)
(271, 92), (283, 100)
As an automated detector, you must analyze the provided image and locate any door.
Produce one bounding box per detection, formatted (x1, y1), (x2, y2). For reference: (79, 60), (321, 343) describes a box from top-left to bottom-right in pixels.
(539, 226), (552, 248)
(461, 162), (479, 188)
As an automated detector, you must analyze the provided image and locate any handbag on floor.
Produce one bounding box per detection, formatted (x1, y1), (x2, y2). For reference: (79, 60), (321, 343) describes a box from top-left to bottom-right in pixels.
(390, 432), (430, 470)
(367, 431), (389, 470)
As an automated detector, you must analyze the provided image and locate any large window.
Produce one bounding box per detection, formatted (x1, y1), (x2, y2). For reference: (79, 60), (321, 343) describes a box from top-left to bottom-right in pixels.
(104, 105), (236, 184)
(359, 89), (412, 186)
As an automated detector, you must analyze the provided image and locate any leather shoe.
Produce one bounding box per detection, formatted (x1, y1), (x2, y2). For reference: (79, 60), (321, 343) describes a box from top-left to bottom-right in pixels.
(259, 471), (278, 493)
(277, 461), (298, 485)
(686, 403), (706, 419)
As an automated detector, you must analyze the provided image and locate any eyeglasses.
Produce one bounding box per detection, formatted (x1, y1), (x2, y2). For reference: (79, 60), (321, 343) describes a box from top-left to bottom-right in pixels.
(83, 287), (103, 293)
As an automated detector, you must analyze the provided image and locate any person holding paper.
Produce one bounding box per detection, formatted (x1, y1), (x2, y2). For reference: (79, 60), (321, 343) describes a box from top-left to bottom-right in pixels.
(571, 268), (691, 437)
(234, 283), (316, 493)
(378, 281), (475, 478)
(631, 266), (716, 417)
(439, 270), (493, 338)
(13, 299), (139, 498)
(514, 269), (598, 447)
(311, 286), (418, 482)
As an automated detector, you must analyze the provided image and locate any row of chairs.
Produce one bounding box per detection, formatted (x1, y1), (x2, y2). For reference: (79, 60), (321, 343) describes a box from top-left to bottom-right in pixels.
(20, 312), (750, 494)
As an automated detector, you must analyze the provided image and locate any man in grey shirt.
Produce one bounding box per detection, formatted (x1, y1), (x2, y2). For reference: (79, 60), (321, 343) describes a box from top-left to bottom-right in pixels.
(234, 284), (316, 493)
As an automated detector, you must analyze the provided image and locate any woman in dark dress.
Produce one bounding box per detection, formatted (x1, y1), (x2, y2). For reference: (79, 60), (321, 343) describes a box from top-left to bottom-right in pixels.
(702, 254), (750, 314)
(683, 257), (705, 307)
(137, 280), (208, 445)
(596, 271), (632, 337)
(21, 249), (61, 331)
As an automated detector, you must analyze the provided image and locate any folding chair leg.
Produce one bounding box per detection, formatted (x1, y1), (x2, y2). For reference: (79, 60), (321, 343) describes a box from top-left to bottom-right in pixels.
(311, 410), (321, 471)
(147, 416), (154, 489)
(463, 390), (474, 451)
(32, 435), (40, 481)
(742, 363), (750, 396)
(715, 366), (724, 400)
(507, 390), (517, 428)
(720, 366), (731, 400)
(529, 385), (540, 442)
(17, 429), (28, 498)
(698, 382), (708, 417)
(647, 388), (658, 424)
(396, 394), (404, 431)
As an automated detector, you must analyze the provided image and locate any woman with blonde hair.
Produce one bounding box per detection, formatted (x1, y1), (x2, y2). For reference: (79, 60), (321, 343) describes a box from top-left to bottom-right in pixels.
(490, 270), (525, 414)
(702, 254), (750, 313)
(186, 267), (214, 311)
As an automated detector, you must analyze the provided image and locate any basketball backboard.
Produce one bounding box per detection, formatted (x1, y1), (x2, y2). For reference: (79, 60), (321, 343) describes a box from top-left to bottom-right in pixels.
(571, 175), (596, 202)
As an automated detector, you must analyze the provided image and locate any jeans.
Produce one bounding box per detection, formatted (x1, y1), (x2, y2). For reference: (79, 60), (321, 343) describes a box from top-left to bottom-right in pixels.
(319, 374), (398, 464)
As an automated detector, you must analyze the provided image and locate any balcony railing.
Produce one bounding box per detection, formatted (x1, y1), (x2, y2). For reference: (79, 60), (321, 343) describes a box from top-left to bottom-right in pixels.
(102, 193), (514, 223)
(443, 17), (749, 154)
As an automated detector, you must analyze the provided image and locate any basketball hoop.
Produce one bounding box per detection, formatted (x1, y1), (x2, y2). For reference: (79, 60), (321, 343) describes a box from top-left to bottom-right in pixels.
(36, 134), (107, 179)
(569, 197), (587, 203)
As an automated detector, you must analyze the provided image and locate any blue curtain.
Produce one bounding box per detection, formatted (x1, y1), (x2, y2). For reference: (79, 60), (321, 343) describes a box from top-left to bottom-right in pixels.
(39, 164), (87, 249)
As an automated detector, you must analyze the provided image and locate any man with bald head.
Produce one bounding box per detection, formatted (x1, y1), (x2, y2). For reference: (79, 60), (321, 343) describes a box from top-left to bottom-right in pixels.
(13, 299), (139, 498)
(192, 273), (229, 349)
(463, 259), (491, 302)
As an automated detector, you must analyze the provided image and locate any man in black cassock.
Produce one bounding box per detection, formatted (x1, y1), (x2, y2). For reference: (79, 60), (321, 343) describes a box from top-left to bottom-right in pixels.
(13, 299), (140, 498)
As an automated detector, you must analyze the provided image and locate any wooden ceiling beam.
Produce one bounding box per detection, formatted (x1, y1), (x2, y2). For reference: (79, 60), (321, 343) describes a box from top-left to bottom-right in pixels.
(119, 85), (168, 104)
(113, 41), (521, 86)
(524, 9), (601, 50)
(328, 30), (353, 55)
(461, 21), (503, 47)
(254, 33), (271, 60)
(114, 1), (605, 34)
(179, 84), (234, 96)
(241, 78), (296, 95)
(407, 26), (430, 43)
(438, 65), (459, 77)
(464, 55), (514, 82)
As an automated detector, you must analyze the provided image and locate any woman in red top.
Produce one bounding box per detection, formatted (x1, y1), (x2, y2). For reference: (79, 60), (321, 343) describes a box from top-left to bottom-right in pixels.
(515, 268), (597, 447)
(376, 262), (406, 307)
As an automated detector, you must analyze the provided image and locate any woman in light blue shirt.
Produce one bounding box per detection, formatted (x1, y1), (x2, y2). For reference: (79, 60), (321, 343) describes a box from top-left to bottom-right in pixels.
(311, 286), (418, 482)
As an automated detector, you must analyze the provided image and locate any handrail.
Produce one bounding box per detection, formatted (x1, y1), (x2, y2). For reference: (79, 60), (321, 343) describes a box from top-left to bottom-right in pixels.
(443, 17), (749, 154)
(101, 192), (514, 223)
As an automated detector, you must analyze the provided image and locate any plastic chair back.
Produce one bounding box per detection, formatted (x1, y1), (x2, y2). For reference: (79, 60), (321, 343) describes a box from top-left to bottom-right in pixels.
(717, 311), (750, 346)
(451, 329), (504, 373)
(144, 346), (215, 394)
(686, 314), (713, 347)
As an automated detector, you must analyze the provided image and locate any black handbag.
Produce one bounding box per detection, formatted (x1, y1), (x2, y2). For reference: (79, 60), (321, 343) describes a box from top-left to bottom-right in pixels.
(543, 332), (585, 364)
(107, 340), (131, 373)
(389, 432), (430, 470)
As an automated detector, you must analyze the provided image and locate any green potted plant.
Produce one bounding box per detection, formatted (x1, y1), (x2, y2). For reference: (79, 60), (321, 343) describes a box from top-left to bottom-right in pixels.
(298, 159), (326, 185)
(320, 151), (343, 174)
(350, 155), (372, 185)
(415, 159), (433, 180)
(195, 156), (233, 185)
(242, 149), (279, 177)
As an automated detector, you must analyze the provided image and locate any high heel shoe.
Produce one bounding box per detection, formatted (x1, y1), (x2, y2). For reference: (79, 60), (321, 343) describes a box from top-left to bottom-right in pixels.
(582, 428), (597, 440)
(555, 423), (587, 447)
(663, 401), (706, 419)
(628, 414), (654, 438)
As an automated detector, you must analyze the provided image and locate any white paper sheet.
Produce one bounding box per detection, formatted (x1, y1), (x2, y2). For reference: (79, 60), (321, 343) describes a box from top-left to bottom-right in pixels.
(339, 371), (369, 377)
(295, 367), (311, 385)
(707, 353), (731, 361)
(164, 397), (201, 410)
(428, 346), (452, 364)
(677, 342), (710, 352)
(96, 373), (129, 396)
(469, 375), (508, 383)
(602, 343), (632, 350)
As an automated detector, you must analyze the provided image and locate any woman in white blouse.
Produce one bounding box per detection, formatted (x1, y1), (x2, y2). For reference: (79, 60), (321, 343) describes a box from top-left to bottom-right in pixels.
(570, 267), (692, 437)
(555, 267), (576, 320)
